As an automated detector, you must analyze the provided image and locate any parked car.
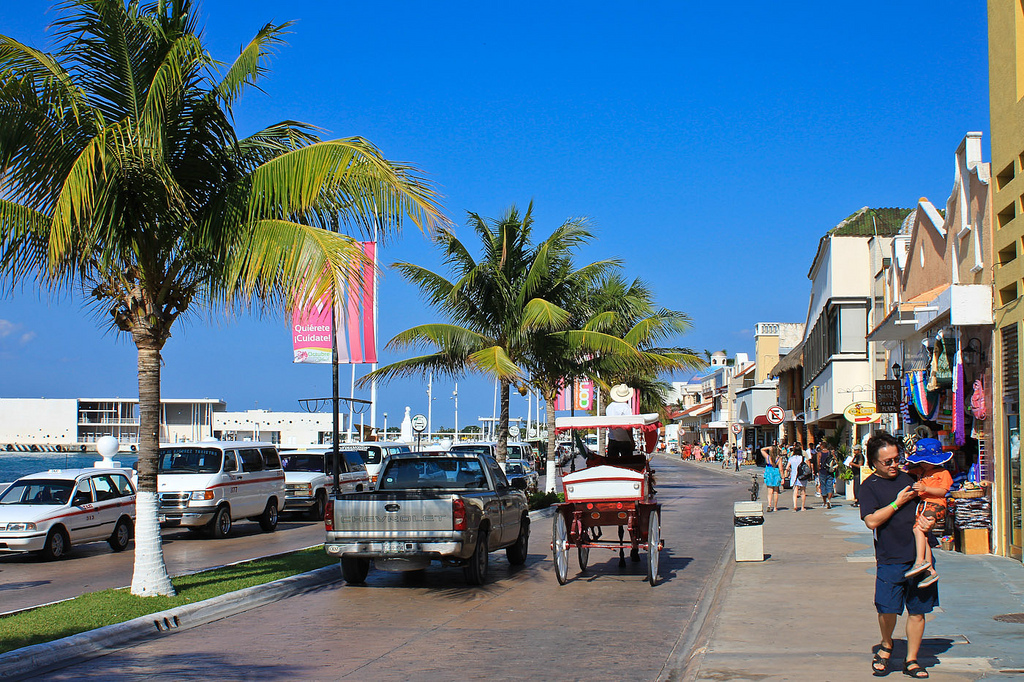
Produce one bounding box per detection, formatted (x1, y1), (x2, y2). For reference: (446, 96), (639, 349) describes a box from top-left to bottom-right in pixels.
(0, 468), (136, 560)
(325, 452), (530, 585)
(279, 448), (369, 520)
(503, 461), (538, 493)
(450, 441), (535, 469)
(157, 441), (285, 538)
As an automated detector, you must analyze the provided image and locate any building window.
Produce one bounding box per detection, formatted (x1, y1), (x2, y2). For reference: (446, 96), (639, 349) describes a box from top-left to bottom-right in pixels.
(1004, 323), (1020, 406)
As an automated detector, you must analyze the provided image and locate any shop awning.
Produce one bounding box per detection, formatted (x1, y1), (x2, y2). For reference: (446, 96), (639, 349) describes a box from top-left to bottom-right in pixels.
(752, 415), (771, 426)
(769, 340), (804, 377)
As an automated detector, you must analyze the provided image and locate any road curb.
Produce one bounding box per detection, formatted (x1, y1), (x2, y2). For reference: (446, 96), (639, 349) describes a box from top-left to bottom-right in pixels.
(0, 564), (341, 681)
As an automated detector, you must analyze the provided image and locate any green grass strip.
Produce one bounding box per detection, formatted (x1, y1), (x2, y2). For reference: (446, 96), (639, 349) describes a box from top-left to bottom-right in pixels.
(0, 546), (336, 655)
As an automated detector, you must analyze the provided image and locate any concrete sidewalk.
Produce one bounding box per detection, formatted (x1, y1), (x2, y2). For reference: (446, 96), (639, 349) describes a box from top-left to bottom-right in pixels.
(679, 460), (1024, 681)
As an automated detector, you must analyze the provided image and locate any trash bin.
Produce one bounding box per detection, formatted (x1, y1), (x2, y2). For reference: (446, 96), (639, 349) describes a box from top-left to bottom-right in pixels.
(734, 500), (764, 562)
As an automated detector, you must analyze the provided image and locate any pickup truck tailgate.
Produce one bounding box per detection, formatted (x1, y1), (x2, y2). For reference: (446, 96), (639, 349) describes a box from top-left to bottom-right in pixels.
(333, 493), (453, 535)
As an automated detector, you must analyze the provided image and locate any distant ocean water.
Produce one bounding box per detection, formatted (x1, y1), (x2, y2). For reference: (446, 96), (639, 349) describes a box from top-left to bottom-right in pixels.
(0, 452), (138, 485)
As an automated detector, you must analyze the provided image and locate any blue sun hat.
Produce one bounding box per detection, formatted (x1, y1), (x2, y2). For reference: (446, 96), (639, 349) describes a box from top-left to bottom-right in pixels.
(905, 437), (952, 465)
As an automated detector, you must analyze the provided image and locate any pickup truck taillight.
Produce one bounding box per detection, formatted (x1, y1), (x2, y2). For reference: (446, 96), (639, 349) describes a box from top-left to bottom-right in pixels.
(324, 501), (334, 532)
(453, 498), (467, 531)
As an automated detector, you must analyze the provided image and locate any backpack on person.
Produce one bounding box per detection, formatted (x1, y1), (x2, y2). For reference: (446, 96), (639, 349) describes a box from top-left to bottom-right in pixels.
(822, 451), (838, 475)
(797, 460), (813, 481)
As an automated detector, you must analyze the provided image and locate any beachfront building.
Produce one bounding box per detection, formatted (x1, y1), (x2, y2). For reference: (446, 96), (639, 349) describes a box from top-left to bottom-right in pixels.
(0, 397), (225, 450)
(212, 409), (338, 446)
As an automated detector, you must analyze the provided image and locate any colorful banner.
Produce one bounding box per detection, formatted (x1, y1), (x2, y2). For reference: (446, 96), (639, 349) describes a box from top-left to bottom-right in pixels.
(292, 241), (377, 364)
(292, 292), (334, 364)
(575, 380), (594, 412)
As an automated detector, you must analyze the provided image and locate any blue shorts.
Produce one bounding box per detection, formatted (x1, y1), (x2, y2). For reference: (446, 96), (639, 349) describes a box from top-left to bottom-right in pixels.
(874, 561), (939, 615)
(819, 474), (835, 496)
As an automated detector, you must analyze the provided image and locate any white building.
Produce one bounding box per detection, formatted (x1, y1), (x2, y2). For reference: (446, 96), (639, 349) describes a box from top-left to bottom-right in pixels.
(0, 397), (225, 449)
(213, 409), (339, 446)
(800, 207), (912, 443)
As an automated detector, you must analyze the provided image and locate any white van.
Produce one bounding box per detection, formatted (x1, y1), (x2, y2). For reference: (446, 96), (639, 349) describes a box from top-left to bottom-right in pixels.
(337, 442), (411, 487)
(157, 441), (285, 538)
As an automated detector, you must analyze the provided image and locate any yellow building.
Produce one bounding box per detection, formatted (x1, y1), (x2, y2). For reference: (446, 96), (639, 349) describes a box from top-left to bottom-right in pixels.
(988, 0), (1024, 560)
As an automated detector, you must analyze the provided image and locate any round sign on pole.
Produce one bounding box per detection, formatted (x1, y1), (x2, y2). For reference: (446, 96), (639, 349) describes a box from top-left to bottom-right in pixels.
(411, 413), (427, 432)
(731, 423), (743, 435)
(765, 406), (786, 425)
(509, 425), (521, 438)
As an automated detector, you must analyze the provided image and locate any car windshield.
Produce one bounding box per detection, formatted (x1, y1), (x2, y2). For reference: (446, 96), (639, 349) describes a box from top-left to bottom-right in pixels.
(377, 459), (488, 491)
(0, 480), (74, 505)
(159, 448), (222, 474)
(281, 454), (326, 473)
(505, 464), (525, 475)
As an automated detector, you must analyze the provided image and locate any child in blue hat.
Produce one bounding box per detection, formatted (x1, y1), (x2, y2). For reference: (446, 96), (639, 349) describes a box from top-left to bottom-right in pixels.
(904, 438), (953, 587)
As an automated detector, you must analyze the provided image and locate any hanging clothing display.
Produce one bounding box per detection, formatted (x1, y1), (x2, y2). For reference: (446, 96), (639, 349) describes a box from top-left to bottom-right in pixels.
(953, 344), (966, 447)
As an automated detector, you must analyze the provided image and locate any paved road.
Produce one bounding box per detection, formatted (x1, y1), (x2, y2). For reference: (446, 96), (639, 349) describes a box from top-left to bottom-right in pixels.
(0, 515), (327, 614)
(38, 458), (744, 681)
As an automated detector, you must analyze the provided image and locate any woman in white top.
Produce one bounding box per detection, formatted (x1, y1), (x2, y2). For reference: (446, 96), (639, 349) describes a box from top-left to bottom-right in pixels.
(786, 444), (809, 512)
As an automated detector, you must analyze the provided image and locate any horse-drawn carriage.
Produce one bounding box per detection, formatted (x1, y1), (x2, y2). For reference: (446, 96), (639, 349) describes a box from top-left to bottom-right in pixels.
(550, 413), (663, 586)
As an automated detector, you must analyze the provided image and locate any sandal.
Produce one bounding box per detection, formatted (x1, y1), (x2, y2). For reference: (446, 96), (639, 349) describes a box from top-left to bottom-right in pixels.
(903, 659), (929, 678)
(872, 644), (893, 675)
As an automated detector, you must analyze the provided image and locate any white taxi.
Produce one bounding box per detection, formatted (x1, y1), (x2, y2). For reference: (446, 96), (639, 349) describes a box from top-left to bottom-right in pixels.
(0, 468), (137, 560)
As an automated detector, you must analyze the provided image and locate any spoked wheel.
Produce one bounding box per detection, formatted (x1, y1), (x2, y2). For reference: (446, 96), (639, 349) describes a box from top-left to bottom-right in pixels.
(552, 513), (569, 585)
(647, 511), (661, 587)
(577, 531), (590, 573)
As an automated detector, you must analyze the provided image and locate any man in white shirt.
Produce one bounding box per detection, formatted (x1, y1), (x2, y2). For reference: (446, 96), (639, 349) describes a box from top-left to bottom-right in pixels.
(606, 384), (635, 459)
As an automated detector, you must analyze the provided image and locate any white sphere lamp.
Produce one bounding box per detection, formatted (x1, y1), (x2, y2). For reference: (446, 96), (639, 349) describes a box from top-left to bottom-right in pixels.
(94, 435), (121, 468)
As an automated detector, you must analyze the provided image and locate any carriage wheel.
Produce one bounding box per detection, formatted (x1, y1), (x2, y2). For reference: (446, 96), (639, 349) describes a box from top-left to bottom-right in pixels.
(646, 511), (661, 587)
(577, 534), (590, 573)
(552, 513), (569, 585)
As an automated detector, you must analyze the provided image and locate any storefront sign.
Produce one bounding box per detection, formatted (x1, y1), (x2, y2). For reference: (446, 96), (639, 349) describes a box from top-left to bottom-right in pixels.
(843, 401), (882, 424)
(875, 380), (901, 413)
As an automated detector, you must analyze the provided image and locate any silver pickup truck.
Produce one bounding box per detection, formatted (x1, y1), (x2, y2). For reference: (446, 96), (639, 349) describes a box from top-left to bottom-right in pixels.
(324, 452), (530, 585)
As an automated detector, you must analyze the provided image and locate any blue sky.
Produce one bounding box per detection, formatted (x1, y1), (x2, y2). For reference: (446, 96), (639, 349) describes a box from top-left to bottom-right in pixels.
(0, 1), (990, 430)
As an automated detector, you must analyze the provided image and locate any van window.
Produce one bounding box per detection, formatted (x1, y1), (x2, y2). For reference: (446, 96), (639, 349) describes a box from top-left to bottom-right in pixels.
(261, 448), (282, 470)
(223, 452), (238, 472)
(239, 448), (264, 472)
(449, 444), (492, 457)
(160, 447), (223, 474)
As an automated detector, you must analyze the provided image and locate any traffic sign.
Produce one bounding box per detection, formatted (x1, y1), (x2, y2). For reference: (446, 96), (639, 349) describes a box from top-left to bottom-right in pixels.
(765, 406), (786, 425)
(411, 413), (427, 432)
(731, 423), (743, 435)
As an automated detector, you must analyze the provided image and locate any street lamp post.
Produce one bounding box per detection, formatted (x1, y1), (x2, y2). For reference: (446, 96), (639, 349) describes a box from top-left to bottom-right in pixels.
(383, 412), (388, 439)
(452, 384), (459, 442)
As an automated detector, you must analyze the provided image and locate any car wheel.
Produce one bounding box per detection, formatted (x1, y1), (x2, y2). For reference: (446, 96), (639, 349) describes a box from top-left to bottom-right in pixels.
(307, 491), (326, 521)
(259, 499), (279, 532)
(209, 506), (232, 538)
(340, 557), (370, 584)
(505, 518), (530, 565)
(38, 527), (70, 561)
(464, 529), (489, 585)
(108, 517), (132, 552)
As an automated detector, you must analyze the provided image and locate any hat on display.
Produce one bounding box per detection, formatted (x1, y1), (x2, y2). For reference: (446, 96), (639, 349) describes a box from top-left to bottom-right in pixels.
(905, 438), (952, 465)
(609, 384), (635, 403)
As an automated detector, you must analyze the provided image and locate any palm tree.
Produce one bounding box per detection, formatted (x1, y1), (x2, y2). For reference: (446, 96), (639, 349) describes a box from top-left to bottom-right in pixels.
(0, 0), (444, 596)
(363, 203), (620, 463)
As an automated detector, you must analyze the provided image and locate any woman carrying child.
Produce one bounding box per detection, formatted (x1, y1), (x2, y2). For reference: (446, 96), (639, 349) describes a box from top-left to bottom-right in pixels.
(903, 438), (953, 588)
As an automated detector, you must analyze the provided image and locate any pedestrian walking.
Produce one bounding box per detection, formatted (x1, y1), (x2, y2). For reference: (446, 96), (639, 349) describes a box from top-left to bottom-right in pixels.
(817, 442), (838, 509)
(786, 444), (811, 511)
(903, 438), (953, 589)
(850, 444), (865, 507)
(860, 431), (936, 679)
(760, 441), (782, 512)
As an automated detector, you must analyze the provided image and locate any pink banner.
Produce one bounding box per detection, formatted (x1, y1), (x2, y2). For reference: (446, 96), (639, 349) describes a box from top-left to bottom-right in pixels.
(574, 379), (594, 412)
(292, 292), (334, 364)
(292, 241), (377, 365)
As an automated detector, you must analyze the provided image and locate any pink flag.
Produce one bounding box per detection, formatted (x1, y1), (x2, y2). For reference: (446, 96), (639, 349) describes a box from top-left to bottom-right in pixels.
(292, 292), (334, 364)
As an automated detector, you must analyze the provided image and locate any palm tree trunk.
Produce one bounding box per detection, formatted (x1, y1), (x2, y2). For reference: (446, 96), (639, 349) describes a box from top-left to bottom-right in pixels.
(130, 339), (175, 597)
(545, 388), (558, 493)
(496, 378), (510, 463)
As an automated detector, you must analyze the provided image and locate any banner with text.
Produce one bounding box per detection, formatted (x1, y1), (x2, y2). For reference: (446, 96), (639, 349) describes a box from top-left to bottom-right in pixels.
(292, 241), (377, 364)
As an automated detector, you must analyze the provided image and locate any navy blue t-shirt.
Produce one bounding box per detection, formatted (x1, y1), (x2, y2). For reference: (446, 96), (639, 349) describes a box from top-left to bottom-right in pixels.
(859, 472), (917, 565)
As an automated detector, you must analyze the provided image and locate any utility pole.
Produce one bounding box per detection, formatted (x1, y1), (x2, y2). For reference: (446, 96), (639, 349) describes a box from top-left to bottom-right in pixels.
(427, 371), (433, 440)
(452, 384), (459, 442)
